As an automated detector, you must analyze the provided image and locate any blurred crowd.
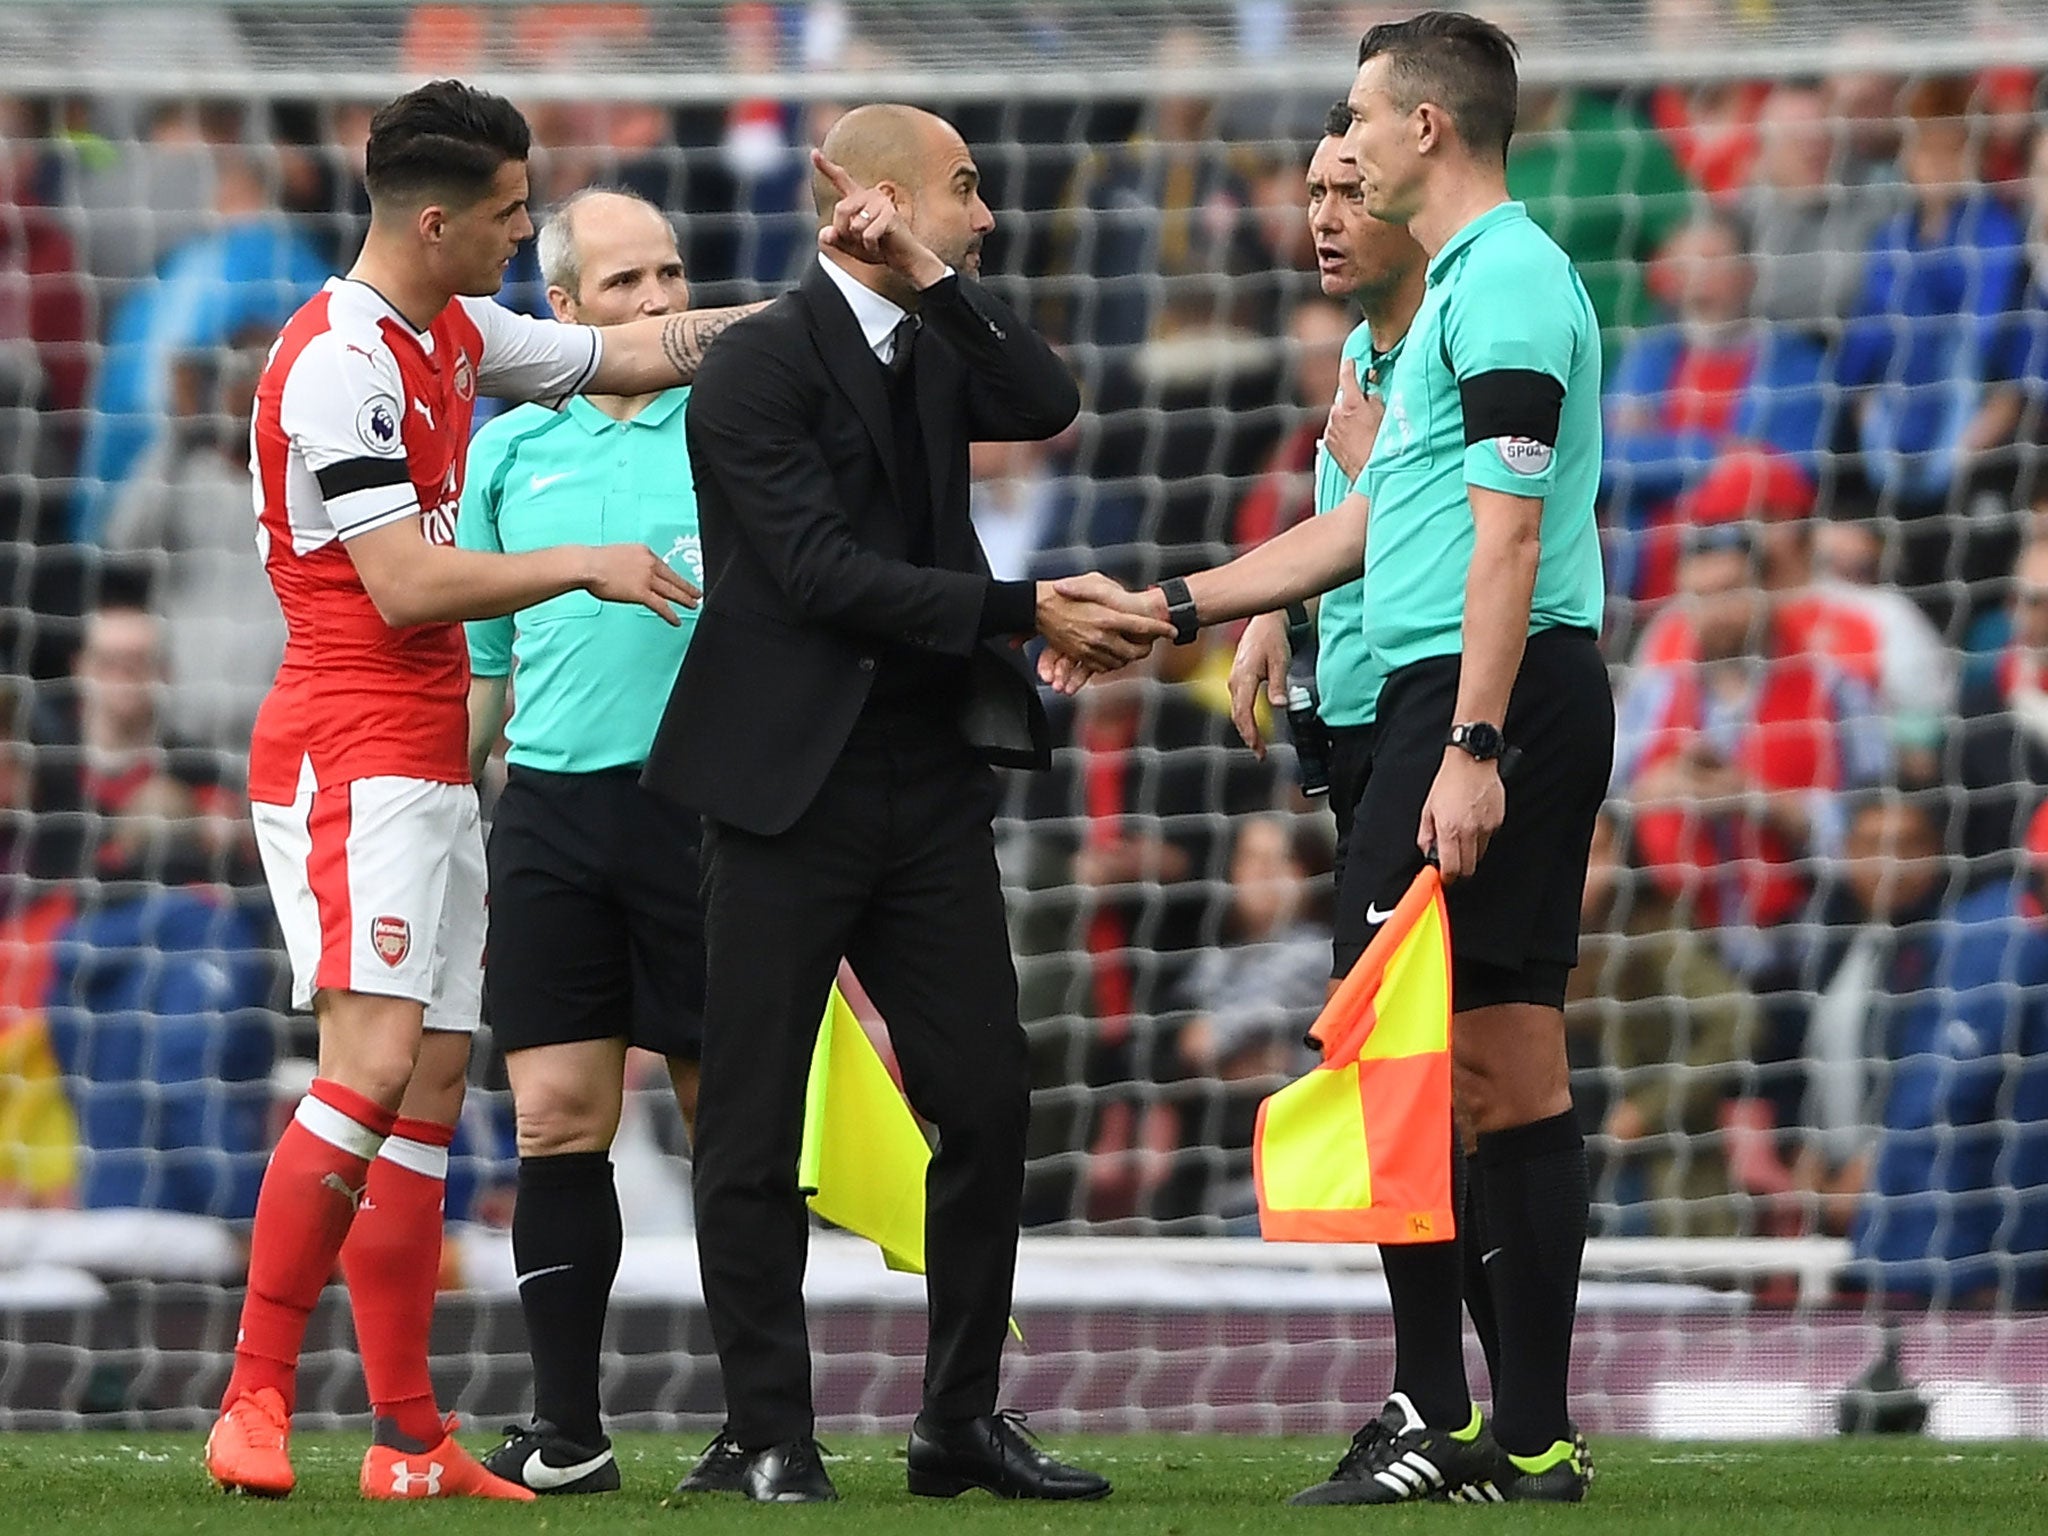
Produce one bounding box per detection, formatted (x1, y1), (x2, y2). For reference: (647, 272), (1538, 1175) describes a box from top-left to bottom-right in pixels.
(0, 0), (2046, 1307)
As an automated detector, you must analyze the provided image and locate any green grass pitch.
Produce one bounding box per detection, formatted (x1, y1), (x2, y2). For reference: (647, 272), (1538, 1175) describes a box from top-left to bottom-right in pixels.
(5, 1433), (2045, 1535)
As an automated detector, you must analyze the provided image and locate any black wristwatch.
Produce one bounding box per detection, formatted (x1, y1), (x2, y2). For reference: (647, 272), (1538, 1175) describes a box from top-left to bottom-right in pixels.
(1445, 721), (1507, 762)
(1158, 576), (1200, 646)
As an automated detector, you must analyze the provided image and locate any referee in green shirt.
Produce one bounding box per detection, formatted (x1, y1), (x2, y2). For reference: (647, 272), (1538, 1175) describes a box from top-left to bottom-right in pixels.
(1227, 101), (1423, 903)
(1063, 12), (1609, 1505)
(458, 190), (707, 1497)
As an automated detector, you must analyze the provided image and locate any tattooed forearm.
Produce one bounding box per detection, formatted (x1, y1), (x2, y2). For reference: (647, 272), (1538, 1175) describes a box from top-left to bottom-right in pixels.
(660, 303), (763, 382)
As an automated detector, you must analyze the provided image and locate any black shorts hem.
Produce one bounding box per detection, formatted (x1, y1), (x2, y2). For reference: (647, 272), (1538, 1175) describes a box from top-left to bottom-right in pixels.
(492, 1014), (705, 1060)
(1452, 954), (1571, 1012)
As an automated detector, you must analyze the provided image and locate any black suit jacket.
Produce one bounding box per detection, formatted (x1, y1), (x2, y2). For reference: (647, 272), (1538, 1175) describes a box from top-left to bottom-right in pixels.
(643, 261), (1078, 835)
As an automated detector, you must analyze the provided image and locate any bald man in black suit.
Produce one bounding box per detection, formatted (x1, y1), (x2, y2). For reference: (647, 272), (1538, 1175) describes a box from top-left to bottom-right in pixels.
(644, 104), (1157, 1505)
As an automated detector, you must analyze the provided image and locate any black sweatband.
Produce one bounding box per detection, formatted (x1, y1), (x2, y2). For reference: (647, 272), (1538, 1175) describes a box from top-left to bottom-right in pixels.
(315, 456), (411, 499)
(1459, 368), (1564, 448)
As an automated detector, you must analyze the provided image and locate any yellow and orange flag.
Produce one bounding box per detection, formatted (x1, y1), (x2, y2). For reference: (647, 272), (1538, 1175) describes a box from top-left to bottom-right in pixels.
(1254, 865), (1455, 1244)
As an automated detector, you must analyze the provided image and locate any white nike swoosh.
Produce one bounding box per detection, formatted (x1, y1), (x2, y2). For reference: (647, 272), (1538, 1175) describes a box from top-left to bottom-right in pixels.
(1481, 1247), (1503, 1265)
(522, 1447), (613, 1490)
(529, 471), (572, 491)
(515, 1263), (574, 1288)
(1364, 902), (1397, 925)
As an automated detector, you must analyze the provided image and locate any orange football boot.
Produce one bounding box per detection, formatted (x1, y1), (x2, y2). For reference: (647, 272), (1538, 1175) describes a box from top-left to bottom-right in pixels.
(360, 1415), (536, 1502)
(206, 1387), (295, 1497)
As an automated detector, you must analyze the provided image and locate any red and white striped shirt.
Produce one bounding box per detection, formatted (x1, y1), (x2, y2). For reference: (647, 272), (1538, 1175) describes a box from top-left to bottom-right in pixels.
(247, 278), (601, 804)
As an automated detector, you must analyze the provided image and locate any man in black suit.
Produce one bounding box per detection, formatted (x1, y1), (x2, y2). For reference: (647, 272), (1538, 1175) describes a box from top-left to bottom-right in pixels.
(642, 103), (1165, 1505)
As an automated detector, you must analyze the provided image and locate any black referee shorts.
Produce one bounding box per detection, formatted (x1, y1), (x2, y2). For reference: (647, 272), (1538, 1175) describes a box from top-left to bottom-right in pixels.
(484, 765), (706, 1059)
(1331, 626), (1612, 1012)
(1327, 721), (1378, 895)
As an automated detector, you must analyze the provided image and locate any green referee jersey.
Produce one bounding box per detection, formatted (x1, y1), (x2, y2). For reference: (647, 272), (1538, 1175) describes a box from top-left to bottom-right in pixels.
(1311, 320), (1401, 729)
(1359, 201), (1604, 678)
(458, 389), (701, 774)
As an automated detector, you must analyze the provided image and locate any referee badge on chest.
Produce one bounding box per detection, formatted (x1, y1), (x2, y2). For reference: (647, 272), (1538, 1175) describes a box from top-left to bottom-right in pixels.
(1385, 389), (1413, 453)
(371, 915), (412, 967)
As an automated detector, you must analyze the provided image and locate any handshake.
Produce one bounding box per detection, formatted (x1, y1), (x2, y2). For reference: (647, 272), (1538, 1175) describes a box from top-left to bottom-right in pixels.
(1030, 573), (1178, 694)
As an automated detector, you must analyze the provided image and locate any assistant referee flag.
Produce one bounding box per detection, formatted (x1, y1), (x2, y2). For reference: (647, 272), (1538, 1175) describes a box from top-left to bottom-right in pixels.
(1254, 865), (1455, 1244)
(799, 986), (932, 1274)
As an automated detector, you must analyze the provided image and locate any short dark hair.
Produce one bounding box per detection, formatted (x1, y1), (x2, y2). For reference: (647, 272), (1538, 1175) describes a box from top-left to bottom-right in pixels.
(1323, 99), (1354, 139)
(364, 79), (531, 211)
(1358, 10), (1520, 162)
(1666, 206), (1750, 259)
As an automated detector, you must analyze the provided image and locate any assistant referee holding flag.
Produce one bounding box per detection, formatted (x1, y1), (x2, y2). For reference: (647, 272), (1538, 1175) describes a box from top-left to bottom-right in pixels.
(457, 188), (712, 1496)
(1052, 13), (1609, 1503)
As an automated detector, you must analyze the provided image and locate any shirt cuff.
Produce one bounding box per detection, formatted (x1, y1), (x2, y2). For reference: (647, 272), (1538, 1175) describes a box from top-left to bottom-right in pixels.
(980, 578), (1037, 637)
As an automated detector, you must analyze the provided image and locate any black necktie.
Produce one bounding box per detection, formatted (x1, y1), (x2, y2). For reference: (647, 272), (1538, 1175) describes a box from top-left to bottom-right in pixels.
(885, 314), (920, 378)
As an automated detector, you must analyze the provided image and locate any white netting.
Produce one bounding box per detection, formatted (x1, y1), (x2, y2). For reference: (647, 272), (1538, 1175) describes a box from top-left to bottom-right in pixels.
(1, 0), (2046, 1439)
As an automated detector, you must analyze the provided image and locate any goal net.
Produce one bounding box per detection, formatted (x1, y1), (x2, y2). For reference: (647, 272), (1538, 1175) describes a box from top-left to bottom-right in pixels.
(2, 0), (2046, 1442)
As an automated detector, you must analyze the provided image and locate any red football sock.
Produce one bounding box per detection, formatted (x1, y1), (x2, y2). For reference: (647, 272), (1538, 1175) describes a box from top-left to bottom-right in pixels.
(340, 1115), (454, 1447)
(223, 1080), (394, 1416)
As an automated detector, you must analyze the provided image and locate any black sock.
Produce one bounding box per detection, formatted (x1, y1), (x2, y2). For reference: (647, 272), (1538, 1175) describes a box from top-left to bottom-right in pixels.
(1377, 1126), (1470, 1430)
(1460, 1151), (1502, 1400)
(513, 1151), (621, 1447)
(1477, 1110), (1588, 1457)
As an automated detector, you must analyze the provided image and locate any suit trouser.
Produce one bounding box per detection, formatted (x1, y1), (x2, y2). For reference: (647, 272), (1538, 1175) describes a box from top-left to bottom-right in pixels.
(694, 713), (1030, 1448)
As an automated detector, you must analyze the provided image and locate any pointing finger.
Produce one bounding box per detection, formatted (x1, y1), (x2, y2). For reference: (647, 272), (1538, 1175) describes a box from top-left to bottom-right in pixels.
(811, 147), (861, 198)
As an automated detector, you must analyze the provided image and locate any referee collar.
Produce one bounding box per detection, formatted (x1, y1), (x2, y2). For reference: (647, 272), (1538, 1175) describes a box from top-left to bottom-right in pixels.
(1426, 200), (1528, 287)
(563, 386), (688, 435)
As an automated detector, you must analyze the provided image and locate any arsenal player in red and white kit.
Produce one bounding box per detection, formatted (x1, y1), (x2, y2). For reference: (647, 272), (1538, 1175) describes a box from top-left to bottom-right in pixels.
(206, 81), (755, 1503)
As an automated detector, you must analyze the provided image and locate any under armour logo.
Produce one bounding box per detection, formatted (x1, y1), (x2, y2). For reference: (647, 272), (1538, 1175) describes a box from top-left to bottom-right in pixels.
(390, 1459), (444, 1495)
(321, 1172), (365, 1210)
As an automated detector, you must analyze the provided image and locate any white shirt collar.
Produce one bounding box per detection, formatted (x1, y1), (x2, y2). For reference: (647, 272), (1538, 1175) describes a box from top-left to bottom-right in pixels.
(817, 254), (909, 361)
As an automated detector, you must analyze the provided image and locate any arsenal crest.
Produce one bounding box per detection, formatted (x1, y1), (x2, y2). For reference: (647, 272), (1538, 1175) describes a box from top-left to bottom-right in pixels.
(372, 915), (411, 967)
(453, 353), (475, 402)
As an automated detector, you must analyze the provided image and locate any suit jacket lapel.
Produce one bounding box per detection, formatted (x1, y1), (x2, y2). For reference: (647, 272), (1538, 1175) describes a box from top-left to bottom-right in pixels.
(801, 261), (896, 487)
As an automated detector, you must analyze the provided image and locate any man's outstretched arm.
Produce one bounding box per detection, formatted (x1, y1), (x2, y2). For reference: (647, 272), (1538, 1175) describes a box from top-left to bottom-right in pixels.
(592, 303), (771, 393)
(1039, 493), (1369, 692)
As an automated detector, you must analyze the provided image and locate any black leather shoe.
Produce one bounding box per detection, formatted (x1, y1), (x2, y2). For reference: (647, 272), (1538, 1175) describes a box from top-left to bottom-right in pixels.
(680, 1438), (836, 1503)
(906, 1411), (1111, 1501)
(672, 1430), (750, 1495)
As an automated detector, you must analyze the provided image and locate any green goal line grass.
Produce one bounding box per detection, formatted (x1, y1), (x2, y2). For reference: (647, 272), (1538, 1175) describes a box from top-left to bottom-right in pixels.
(6, 1432), (2045, 1535)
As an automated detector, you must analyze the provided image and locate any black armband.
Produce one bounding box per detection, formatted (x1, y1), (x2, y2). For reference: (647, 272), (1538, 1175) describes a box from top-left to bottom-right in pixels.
(1458, 368), (1564, 448)
(315, 455), (410, 499)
